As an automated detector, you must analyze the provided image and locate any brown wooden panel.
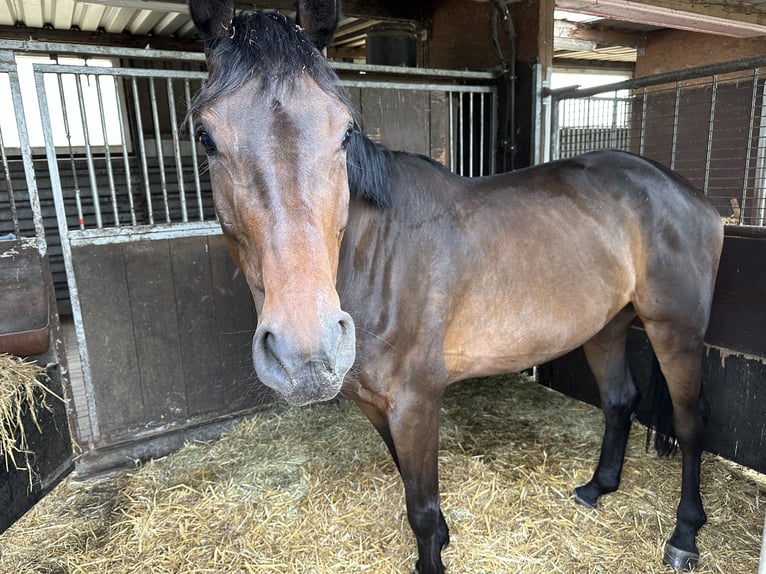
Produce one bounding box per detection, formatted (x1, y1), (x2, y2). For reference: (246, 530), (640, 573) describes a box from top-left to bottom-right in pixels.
(706, 234), (766, 357)
(170, 236), (223, 417)
(429, 91), (449, 168)
(360, 88), (430, 154)
(123, 240), (187, 424)
(72, 243), (144, 440)
(208, 235), (263, 411)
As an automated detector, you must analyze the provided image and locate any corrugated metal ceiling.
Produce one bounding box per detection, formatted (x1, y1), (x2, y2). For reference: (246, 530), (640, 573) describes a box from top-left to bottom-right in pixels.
(2, 1), (766, 65)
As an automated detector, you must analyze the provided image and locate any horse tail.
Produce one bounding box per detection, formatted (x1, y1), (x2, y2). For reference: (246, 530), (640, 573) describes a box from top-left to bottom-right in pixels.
(645, 354), (677, 457)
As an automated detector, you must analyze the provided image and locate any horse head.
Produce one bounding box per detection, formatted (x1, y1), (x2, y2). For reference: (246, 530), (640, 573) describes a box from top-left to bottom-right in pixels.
(188, 0), (355, 406)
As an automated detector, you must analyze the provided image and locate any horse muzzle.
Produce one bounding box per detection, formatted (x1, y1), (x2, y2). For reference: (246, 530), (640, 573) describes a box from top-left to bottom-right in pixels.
(252, 310), (355, 406)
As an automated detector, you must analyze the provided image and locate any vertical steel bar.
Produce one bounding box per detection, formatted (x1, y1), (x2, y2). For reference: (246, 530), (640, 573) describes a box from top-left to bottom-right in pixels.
(149, 78), (170, 223)
(6, 58), (45, 251)
(759, 511), (766, 574)
(75, 73), (103, 229)
(131, 77), (154, 224)
(469, 92), (474, 177)
(0, 123), (20, 238)
(114, 77), (137, 226)
(490, 88), (498, 175)
(703, 75), (718, 196)
(550, 97), (559, 160)
(185, 80), (204, 221)
(753, 80), (766, 226)
(671, 81), (681, 169)
(94, 74), (120, 226)
(458, 92), (464, 175)
(448, 91), (454, 173)
(167, 78), (188, 223)
(479, 93), (485, 177)
(742, 69), (760, 222)
(610, 91), (619, 148)
(640, 87), (648, 155)
(57, 73), (85, 230)
(34, 65), (101, 440)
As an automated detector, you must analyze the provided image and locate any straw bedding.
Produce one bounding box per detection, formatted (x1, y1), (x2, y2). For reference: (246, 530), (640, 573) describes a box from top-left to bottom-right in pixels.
(0, 353), (60, 485)
(1, 374), (763, 573)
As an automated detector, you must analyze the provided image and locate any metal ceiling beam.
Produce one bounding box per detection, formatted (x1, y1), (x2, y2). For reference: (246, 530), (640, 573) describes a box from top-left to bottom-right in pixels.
(556, 0), (766, 37)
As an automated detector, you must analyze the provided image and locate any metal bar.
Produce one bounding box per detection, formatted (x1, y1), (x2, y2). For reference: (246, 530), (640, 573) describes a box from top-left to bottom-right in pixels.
(754, 82), (766, 227)
(33, 64), (101, 441)
(448, 91), (454, 172)
(550, 51), (766, 100)
(458, 92), (464, 176)
(149, 78), (170, 223)
(479, 93), (485, 177)
(33, 63), (209, 81)
(114, 77), (137, 226)
(5, 57), (45, 251)
(469, 92), (474, 177)
(167, 78), (188, 223)
(339, 80), (494, 93)
(640, 88), (648, 156)
(185, 79), (205, 221)
(670, 81), (681, 170)
(68, 221), (222, 246)
(57, 73), (85, 230)
(703, 75), (718, 196)
(75, 72), (103, 229)
(490, 88), (498, 175)
(0, 122), (20, 239)
(743, 69), (760, 223)
(610, 90), (619, 148)
(95, 74), (120, 226)
(131, 77), (154, 225)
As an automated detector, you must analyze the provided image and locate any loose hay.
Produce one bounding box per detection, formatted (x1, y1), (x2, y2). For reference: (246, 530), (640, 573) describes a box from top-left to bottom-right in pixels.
(0, 353), (60, 485)
(1, 375), (763, 573)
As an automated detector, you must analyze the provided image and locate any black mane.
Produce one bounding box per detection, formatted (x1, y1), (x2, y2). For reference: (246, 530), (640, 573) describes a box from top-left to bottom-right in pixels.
(189, 9), (392, 209)
(346, 129), (392, 208)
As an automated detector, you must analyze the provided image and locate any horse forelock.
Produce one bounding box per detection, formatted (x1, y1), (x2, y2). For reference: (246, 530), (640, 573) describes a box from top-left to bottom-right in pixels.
(189, 10), (346, 118)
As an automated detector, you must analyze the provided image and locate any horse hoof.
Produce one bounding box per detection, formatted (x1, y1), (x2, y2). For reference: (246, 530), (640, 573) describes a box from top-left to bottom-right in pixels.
(663, 542), (699, 571)
(573, 487), (597, 509)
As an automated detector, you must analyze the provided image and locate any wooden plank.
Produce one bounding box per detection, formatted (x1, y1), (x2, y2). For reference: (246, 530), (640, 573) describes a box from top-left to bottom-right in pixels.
(540, 328), (766, 474)
(707, 235), (766, 357)
(360, 88), (430, 154)
(208, 236), (263, 411)
(123, 240), (187, 425)
(71, 243), (144, 441)
(170, 236), (223, 417)
(429, 91), (449, 168)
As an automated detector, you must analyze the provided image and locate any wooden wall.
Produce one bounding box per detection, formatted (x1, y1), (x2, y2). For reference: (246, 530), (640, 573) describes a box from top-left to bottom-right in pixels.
(70, 235), (272, 473)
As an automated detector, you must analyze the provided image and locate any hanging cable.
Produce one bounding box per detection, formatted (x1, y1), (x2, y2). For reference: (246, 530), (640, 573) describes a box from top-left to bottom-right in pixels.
(490, 0), (517, 171)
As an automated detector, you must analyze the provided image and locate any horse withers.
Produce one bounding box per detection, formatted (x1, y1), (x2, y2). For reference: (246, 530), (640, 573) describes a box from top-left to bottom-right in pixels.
(187, 1), (724, 571)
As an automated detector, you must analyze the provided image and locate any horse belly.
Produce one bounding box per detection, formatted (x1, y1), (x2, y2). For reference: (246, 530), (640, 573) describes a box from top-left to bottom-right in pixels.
(442, 273), (631, 382)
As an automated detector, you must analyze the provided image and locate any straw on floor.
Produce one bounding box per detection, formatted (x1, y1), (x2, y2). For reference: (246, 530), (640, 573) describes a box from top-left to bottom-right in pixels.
(1, 374), (763, 573)
(0, 353), (59, 485)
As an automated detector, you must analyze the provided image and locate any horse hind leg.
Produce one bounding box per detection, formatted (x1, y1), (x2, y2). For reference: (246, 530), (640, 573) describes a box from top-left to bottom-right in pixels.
(575, 306), (640, 508)
(642, 318), (708, 571)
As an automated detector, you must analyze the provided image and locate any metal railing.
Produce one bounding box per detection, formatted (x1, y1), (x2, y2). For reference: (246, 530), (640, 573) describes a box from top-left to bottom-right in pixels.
(550, 54), (766, 227)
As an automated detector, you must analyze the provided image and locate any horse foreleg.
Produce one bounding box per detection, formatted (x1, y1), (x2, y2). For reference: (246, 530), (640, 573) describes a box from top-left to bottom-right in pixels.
(576, 309), (639, 508)
(354, 394), (450, 574)
(386, 390), (448, 574)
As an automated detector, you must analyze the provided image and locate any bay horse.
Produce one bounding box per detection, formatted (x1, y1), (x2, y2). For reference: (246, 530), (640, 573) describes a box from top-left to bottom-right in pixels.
(187, 1), (724, 571)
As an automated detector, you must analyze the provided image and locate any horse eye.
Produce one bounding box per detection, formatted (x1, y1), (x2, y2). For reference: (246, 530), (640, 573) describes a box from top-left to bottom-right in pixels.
(341, 126), (354, 151)
(197, 128), (217, 154)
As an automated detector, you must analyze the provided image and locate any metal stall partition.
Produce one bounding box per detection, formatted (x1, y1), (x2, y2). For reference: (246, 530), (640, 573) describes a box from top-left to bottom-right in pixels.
(0, 50), (72, 531)
(336, 62), (498, 177)
(542, 54), (766, 477)
(549, 53), (766, 227)
(26, 48), (265, 474)
(2, 41), (499, 474)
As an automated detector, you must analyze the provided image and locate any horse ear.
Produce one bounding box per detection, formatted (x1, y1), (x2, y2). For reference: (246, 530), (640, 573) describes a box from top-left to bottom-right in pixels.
(188, 0), (235, 42)
(295, 0), (340, 53)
